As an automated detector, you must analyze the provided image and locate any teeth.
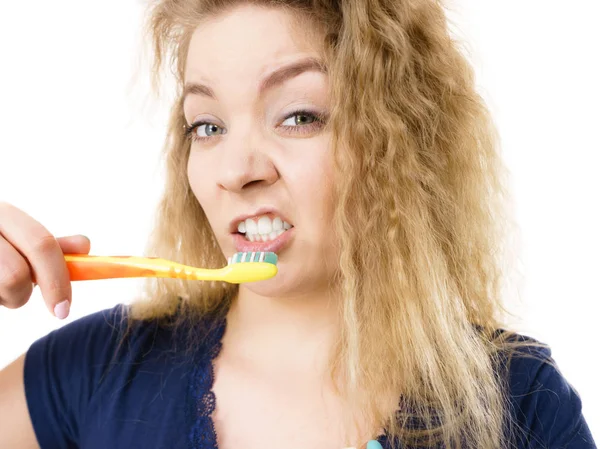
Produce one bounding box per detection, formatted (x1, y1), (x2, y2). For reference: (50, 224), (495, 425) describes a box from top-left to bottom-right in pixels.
(242, 228), (285, 242)
(245, 218), (258, 234)
(238, 216), (292, 233)
(257, 216), (272, 234)
(237, 215), (293, 242)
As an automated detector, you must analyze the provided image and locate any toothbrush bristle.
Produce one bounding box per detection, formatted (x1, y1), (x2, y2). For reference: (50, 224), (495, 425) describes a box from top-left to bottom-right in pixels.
(229, 251), (277, 265)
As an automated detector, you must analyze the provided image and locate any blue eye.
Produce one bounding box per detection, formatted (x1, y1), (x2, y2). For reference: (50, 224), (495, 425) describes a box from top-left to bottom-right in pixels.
(184, 109), (327, 143)
(185, 121), (227, 143)
(199, 123), (224, 137)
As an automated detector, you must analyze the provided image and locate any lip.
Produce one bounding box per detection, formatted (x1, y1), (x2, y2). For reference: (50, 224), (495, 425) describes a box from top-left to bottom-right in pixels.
(228, 206), (293, 234)
(232, 226), (295, 254)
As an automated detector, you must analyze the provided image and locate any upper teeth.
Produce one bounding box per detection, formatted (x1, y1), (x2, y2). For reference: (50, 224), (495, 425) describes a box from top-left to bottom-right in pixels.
(237, 215), (292, 235)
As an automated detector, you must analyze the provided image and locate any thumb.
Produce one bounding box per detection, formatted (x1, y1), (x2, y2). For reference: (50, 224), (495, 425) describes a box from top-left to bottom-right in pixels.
(56, 234), (91, 255)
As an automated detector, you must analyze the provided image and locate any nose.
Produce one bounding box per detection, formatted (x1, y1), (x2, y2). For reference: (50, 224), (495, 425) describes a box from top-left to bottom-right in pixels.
(216, 125), (279, 193)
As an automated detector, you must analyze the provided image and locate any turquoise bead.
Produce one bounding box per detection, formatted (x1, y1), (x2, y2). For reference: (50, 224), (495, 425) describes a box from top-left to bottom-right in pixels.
(366, 440), (384, 449)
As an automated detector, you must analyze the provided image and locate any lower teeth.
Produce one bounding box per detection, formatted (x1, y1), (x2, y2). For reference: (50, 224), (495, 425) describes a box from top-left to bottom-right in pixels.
(243, 229), (286, 242)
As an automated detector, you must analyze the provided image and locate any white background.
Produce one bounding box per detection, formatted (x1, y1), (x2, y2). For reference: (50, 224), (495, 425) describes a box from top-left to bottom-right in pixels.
(0, 0), (598, 439)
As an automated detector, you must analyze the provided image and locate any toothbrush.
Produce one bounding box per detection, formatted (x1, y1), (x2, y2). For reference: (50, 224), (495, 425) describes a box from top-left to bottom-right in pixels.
(56, 252), (277, 284)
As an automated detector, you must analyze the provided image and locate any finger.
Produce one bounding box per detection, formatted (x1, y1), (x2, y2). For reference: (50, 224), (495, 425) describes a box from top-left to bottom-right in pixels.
(0, 203), (72, 318)
(30, 236), (90, 289)
(0, 236), (34, 308)
(56, 235), (91, 255)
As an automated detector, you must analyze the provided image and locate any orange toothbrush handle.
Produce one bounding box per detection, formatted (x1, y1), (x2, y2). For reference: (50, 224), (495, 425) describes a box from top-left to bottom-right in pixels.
(64, 255), (162, 281)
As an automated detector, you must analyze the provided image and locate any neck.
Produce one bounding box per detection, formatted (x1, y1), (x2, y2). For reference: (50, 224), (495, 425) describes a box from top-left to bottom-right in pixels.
(223, 286), (340, 375)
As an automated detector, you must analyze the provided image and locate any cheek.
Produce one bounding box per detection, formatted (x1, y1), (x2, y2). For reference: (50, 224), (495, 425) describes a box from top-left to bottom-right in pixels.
(295, 159), (335, 232)
(187, 156), (200, 193)
(187, 155), (224, 240)
(187, 154), (212, 205)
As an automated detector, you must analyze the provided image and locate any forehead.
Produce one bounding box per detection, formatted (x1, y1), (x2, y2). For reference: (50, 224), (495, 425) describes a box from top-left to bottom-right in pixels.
(184, 5), (323, 82)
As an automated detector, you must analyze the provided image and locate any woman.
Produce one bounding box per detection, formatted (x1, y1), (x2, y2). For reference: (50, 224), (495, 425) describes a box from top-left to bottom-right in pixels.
(0, 0), (595, 448)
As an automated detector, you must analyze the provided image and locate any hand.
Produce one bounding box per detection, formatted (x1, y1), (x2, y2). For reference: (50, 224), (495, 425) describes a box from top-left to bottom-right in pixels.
(0, 202), (90, 319)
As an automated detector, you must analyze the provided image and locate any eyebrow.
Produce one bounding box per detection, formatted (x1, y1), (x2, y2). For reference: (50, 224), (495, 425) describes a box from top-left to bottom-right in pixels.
(183, 57), (326, 101)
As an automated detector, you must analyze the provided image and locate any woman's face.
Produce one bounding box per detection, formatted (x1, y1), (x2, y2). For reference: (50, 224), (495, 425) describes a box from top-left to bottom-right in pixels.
(184, 5), (338, 298)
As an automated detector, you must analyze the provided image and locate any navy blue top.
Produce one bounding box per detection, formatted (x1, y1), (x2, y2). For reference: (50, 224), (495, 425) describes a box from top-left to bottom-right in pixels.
(23, 304), (596, 449)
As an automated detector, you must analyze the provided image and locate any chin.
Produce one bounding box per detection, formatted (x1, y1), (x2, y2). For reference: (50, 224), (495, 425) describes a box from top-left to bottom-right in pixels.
(238, 262), (321, 299)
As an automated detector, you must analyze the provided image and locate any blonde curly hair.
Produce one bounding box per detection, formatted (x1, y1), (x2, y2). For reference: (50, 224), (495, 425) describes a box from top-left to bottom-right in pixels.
(125, 0), (550, 447)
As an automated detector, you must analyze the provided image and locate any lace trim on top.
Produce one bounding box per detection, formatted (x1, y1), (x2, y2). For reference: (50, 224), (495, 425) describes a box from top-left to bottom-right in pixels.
(187, 316), (227, 449)
(185, 316), (391, 449)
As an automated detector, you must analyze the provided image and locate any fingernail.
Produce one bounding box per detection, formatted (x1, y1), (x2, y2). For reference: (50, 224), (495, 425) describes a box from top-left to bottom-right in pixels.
(54, 300), (70, 319)
(366, 441), (383, 449)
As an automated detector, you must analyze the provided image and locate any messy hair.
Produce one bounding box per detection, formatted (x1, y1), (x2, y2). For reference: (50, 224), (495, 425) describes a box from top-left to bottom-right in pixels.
(127, 0), (550, 447)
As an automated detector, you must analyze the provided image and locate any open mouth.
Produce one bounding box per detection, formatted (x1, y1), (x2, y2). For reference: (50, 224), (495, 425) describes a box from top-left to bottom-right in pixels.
(236, 215), (293, 242)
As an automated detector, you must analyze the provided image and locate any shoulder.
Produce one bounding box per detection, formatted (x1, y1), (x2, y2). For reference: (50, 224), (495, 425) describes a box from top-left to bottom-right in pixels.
(25, 303), (225, 372)
(23, 304), (226, 447)
(24, 304), (171, 401)
(26, 304), (163, 368)
(495, 330), (554, 396)
(493, 330), (596, 448)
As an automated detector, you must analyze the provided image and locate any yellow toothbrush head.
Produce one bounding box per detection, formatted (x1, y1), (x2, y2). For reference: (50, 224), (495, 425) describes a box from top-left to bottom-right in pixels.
(221, 251), (278, 283)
